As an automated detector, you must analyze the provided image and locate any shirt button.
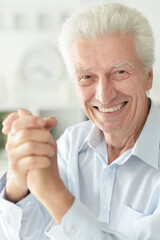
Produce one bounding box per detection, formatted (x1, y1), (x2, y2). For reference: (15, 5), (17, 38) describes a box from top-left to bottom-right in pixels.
(70, 227), (77, 236)
(104, 204), (108, 210)
(106, 168), (112, 173)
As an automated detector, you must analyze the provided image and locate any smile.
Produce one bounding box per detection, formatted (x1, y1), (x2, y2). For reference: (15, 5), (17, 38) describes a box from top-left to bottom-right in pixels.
(97, 102), (127, 113)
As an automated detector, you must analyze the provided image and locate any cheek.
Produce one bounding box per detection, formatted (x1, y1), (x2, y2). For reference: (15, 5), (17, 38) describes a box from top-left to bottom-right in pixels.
(75, 85), (92, 103)
(118, 76), (147, 97)
(75, 85), (84, 102)
(113, 80), (133, 96)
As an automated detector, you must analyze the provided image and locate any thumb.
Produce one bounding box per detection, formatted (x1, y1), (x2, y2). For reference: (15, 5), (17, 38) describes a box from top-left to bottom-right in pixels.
(44, 117), (57, 130)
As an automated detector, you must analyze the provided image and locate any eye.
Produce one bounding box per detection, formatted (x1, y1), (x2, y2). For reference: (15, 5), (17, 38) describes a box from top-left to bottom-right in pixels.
(78, 75), (93, 86)
(111, 70), (129, 80)
(83, 75), (91, 79)
(117, 70), (125, 74)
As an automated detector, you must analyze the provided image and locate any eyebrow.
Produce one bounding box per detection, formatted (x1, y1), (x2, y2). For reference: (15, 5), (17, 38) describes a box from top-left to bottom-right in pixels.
(75, 67), (92, 72)
(74, 62), (135, 74)
(111, 62), (135, 69)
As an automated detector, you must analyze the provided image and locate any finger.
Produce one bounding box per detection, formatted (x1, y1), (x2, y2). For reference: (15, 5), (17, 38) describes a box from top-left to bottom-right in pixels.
(2, 108), (32, 134)
(10, 116), (46, 135)
(2, 112), (19, 134)
(18, 156), (51, 171)
(8, 128), (55, 147)
(2, 125), (12, 134)
(18, 110), (57, 129)
(2, 112), (19, 126)
(8, 142), (55, 163)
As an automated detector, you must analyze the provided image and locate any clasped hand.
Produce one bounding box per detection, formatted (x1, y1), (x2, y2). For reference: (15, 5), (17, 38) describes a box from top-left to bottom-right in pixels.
(2, 109), (74, 224)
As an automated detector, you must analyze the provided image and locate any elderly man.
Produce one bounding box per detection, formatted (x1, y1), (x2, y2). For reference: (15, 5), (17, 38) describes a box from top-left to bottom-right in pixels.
(0, 3), (160, 240)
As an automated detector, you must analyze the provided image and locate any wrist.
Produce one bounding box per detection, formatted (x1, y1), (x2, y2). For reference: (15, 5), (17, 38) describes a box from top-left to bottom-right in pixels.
(42, 184), (74, 224)
(6, 179), (29, 203)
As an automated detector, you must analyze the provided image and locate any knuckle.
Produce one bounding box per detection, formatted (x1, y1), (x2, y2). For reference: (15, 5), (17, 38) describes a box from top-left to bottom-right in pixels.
(26, 156), (35, 167)
(25, 142), (35, 152)
(10, 158), (17, 170)
(19, 129), (29, 140)
(5, 141), (15, 159)
(31, 116), (42, 126)
(7, 148), (16, 163)
(47, 132), (54, 143)
(42, 157), (50, 167)
(48, 145), (56, 157)
(20, 156), (36, 170)
(47, 143), (53, 151)
(52, 140), (57, 149)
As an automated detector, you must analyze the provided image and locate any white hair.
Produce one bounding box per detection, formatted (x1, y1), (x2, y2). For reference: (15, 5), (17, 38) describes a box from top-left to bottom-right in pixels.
(58, 3), (155, 76)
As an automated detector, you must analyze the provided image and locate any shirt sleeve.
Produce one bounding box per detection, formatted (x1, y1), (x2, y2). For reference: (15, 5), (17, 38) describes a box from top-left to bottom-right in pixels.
(45, 198), (130, 240)
(0, 195), (22, 240)
(0, 129), (70, 240)
(0, 174), (52, 240)
(0, 173), (22, 240)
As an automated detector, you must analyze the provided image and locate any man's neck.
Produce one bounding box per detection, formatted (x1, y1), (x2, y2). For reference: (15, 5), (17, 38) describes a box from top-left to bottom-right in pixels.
(105, 99), (151, 165)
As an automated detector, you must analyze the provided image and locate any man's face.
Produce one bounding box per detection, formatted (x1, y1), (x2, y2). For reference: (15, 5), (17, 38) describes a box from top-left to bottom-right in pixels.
(70, 34), (153, 137)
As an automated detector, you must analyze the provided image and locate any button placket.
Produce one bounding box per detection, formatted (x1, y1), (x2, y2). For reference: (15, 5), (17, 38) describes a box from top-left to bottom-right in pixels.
(99, 167), (116, 223)
(104, 204), (108, 211)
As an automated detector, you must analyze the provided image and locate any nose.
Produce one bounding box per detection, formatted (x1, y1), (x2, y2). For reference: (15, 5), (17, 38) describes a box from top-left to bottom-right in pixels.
(95, 77), (117, 104)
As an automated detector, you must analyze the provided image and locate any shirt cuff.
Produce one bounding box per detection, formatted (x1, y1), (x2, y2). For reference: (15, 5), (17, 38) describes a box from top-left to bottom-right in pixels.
(0, 171), (36, 221)
(0, 194), (22, 239)
(45, 198), (130, 240)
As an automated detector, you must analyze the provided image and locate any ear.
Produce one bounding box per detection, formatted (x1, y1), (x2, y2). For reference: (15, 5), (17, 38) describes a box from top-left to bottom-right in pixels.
(146, 71), (153, 90)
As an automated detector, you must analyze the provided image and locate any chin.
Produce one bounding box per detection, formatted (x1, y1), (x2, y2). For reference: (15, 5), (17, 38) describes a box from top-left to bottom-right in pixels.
(98, 121), (124, 134)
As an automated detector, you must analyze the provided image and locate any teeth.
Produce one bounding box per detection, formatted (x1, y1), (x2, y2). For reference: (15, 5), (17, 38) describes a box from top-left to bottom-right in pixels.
(98, 102), (126, 113)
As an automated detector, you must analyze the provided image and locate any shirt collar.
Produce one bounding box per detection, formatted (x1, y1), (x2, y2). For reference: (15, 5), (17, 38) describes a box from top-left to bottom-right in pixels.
(79, 123), (104, 151)
(132, 100), (160, 169)
(79, 100), (160, 169)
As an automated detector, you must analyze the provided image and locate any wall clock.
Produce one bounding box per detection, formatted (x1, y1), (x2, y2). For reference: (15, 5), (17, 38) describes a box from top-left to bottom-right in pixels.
(20, 44), (63, 86)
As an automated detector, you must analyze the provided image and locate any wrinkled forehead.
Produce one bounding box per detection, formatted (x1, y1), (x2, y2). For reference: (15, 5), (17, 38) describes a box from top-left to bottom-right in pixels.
(70, 34), (142, 71)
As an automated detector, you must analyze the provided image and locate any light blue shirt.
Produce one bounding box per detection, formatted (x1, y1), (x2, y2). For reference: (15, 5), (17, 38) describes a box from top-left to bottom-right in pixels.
(0, 100), (160, 240)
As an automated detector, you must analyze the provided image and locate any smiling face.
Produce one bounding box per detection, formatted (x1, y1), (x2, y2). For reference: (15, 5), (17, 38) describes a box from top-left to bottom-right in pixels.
(70, 33), (153, 139)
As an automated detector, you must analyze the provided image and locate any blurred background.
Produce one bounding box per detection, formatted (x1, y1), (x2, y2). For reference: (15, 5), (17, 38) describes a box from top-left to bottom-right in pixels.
(0, 0), (160, 177)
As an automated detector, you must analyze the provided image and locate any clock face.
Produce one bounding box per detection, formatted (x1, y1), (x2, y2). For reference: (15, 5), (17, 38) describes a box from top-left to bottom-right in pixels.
(20, 45), (63, 85)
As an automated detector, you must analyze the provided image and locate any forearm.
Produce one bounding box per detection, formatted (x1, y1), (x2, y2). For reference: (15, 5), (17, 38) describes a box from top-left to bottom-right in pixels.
(41, 185), (74, 225)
